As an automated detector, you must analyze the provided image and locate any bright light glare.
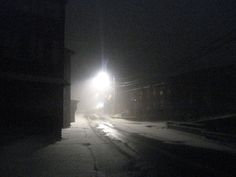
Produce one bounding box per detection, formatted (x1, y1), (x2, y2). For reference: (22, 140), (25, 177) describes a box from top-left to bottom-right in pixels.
(93, 71), (111, 90)
(96, 102), (104, 109)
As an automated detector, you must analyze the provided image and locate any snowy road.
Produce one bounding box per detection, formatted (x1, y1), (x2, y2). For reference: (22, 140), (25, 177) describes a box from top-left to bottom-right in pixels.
(1, 114), (235, 177)
(86, 114), (236, 177)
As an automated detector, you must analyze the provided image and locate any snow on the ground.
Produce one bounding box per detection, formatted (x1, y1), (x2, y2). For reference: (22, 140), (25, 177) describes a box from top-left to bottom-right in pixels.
(104, 116), (236, 153)
(0, 115), (131, 177)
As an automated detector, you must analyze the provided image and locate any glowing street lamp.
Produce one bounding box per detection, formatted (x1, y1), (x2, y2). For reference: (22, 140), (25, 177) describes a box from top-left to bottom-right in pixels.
(93, 71), (111, 91)
(96, 102), (104, 109)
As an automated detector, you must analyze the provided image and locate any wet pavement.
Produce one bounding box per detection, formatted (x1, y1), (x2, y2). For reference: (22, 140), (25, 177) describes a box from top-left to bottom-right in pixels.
(1, 114), (236, 177)
(87, 114), (236, 177)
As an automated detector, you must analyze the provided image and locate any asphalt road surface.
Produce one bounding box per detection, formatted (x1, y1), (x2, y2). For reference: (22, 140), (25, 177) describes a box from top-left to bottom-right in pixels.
(86, 114), (236, 177)
(1, 114), (235, 177)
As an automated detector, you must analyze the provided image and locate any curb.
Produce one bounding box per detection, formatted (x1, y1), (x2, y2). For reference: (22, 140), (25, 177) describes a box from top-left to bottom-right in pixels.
(167, 121), (236, 144)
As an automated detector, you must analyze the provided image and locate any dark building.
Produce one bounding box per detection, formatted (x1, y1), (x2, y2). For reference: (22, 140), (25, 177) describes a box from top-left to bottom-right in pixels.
(118, 65), (235, 121)
(63, 48), (73, 128)
(0, 0), (67, 139)
(116, 32), (236, 121)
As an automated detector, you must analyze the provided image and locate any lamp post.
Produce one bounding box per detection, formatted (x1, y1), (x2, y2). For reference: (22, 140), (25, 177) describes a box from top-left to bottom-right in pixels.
(92, 71), (111, 91)
(92, 71), (112, 114)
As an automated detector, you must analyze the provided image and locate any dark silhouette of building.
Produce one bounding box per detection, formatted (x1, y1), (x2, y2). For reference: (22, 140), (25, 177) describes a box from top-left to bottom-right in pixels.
(63, 48), (73, 128)
(116, 32), (236, 121)
(117, 64), (235, 121)
(0, 0), (67, 139)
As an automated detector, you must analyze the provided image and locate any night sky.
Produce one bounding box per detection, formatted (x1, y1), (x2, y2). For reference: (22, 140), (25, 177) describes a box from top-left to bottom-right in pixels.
(66, 0), (235, 91)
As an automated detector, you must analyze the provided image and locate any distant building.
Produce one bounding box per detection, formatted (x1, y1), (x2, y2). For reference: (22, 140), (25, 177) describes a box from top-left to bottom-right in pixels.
(116, 33), (236, 121)
(117, 64), (235, 121)
(0, 0), (67, 139)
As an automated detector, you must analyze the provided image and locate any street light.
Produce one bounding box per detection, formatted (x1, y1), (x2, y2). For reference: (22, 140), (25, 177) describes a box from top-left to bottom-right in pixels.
(92, 71), (116, 114)
(96, 102), (104, 109)
(93, 71), (111, 91)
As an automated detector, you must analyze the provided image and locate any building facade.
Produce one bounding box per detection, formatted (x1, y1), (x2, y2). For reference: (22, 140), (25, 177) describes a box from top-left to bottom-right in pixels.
(0, 0), (67, 139)
(115, 30), (235, 121)
(117, 64), (235, 121)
